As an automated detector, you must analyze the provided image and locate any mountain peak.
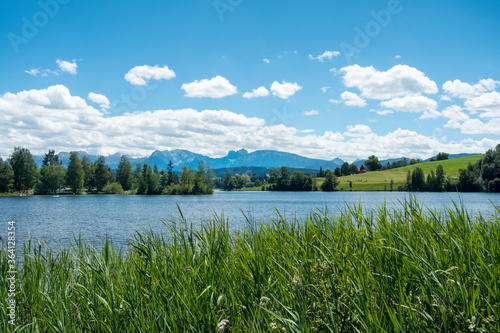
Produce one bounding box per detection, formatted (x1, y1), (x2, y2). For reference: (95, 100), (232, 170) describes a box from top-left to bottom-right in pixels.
(226, 148), (248, 159)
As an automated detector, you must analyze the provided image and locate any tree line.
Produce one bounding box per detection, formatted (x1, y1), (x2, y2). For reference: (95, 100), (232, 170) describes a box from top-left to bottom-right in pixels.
(220, 166), (341, 192)
(401, 145), (499, 192)
(0, 148), (214, 195)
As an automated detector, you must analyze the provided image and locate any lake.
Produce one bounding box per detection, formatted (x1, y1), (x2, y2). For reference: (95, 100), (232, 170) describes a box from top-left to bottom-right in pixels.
(1, 191), (499, 251)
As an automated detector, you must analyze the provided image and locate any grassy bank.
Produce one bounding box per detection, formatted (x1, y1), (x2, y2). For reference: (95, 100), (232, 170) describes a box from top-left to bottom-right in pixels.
(1, 199), (499, 332)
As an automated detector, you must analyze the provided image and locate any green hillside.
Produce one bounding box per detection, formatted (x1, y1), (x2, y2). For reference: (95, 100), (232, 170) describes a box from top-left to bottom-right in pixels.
(318, 155), (483, 191)
(236, 155), (483, 191)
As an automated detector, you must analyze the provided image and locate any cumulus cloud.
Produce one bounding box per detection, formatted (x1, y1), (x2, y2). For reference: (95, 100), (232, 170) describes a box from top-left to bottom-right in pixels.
(0, 85), (495, 161)
(321, 87), (330, 93)
(329, 99), (341, 104)
(341, 91), (366, 107)
(263, 58), (270, 64)
(270, 81), (302, 99)
(380, 95), (438, 112)
(340, 64), (438, 100)
(419, 110), (441, 119)
(303, 110), (319, 116)
(242, 86), (270, 99)
(344, 124), (372, 137)
(125, 65), (176, 86)
(181, 76), (237, 98)
(56, 59), (78, 75)
(442, 79), (498, 99)
(88, 92), (111, 110)
(308, 51), (341, 62)
(464, 91), (500, 118)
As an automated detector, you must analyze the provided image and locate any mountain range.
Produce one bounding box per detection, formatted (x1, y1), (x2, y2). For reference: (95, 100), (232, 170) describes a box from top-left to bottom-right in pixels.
(32, 149), (480, 173)
(33, 149), (345, 171)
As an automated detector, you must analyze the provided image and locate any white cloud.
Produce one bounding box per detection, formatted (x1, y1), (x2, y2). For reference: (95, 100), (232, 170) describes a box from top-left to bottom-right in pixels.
(458, 118), (500, 134)
(303, 110), (319, 116)
(464, 91), (500, 118)
(375, 109), (394, 115)
(181, 76), (237, 98)
(0, 85), (495, 161)
(25, 68), (59, 77)
(270, 81), (302, 99)
(56, 59), (77, 75)
(329, 68), (340, 75)
(440, 95), (452, 101)
(125, 65), (176, 86)
(263, 58), (270, 64)
(299, 129), (315, 133)
(321, 87), (330, 93)
(88, 92), (111, 110)
(344, 124), (372, 137)
(308, 51), (341, 62)
(419, 110), (441, 119)
(329, 99), (341, 104)
(341, 91), (366, 107)
(442, 105), (469, 121)
(242, 86), (270, 99)
(395, 55), (401, 59)
(25, 69), (44, 77)
(380, 95), (438, 112)
(442, 79), (498, 99)
(340, 64), (438, 100)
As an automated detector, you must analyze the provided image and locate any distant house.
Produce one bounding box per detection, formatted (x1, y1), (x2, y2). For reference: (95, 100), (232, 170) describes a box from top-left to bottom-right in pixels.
(359, 169), (368, 173)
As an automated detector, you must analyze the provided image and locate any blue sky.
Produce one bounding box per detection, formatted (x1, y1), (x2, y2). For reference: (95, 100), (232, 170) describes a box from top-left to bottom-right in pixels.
(1, 0), (499, 161)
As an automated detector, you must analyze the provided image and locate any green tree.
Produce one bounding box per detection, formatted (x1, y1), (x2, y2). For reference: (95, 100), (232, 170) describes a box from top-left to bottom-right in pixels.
(340, 162), (349, 176)
(66, 151), (85, 193)
(411, 167), (425, 191)
(37, 164), (66, 194)
(10, 147), (38, 191)
(180, 166), (192, 192)
(43, 149), (61, 166)
(276, 166), (291, 191)
(0, 157), (14, 192)
(321, 169), (339, 191)
(334, 167), (342, 177)
(81, 156), (95, 191)
(116, 155), (134, 191)
(435, 164), (446, 191)
(103, 182), (124, 194)
(290, 171), (312, 191)
(436, 152), (449, 161)
(223, 170), (233, 191)
(268, 168), (279, 184)
(365, 155), (382, 171)
(166, 161), (175, 186)
(94, 156), (113, 192)
(348, 163), (358, 175)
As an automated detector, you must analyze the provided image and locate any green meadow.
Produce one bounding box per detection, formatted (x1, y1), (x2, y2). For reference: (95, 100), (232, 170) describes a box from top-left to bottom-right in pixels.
(1, 199), (499, 332)
(317, 155), (483, 192)
(237, 155), (483, 192)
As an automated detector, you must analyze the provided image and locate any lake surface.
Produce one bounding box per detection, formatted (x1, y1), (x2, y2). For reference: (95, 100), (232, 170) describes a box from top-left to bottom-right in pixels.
(1, 191), (499, 251)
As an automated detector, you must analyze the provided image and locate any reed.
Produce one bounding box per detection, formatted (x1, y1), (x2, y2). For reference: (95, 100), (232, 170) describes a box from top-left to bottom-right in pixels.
(1, 197), (499, 332)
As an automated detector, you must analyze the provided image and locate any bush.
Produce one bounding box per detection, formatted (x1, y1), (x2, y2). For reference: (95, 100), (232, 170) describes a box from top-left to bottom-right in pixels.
(102, 182), (124, 194)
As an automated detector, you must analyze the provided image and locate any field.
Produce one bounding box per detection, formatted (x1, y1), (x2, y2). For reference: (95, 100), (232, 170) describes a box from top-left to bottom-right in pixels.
(1, 199), (498, 332)
(318, 155), (483, 191)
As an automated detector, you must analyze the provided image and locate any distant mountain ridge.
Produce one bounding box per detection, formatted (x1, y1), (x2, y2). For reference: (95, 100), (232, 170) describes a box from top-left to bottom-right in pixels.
(31, 149), (482, 172)
(33, 148), (345, 171)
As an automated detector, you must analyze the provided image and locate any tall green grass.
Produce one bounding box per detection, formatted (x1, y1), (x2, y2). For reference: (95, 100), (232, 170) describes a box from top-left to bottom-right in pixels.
(1, 198), (499, 332)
